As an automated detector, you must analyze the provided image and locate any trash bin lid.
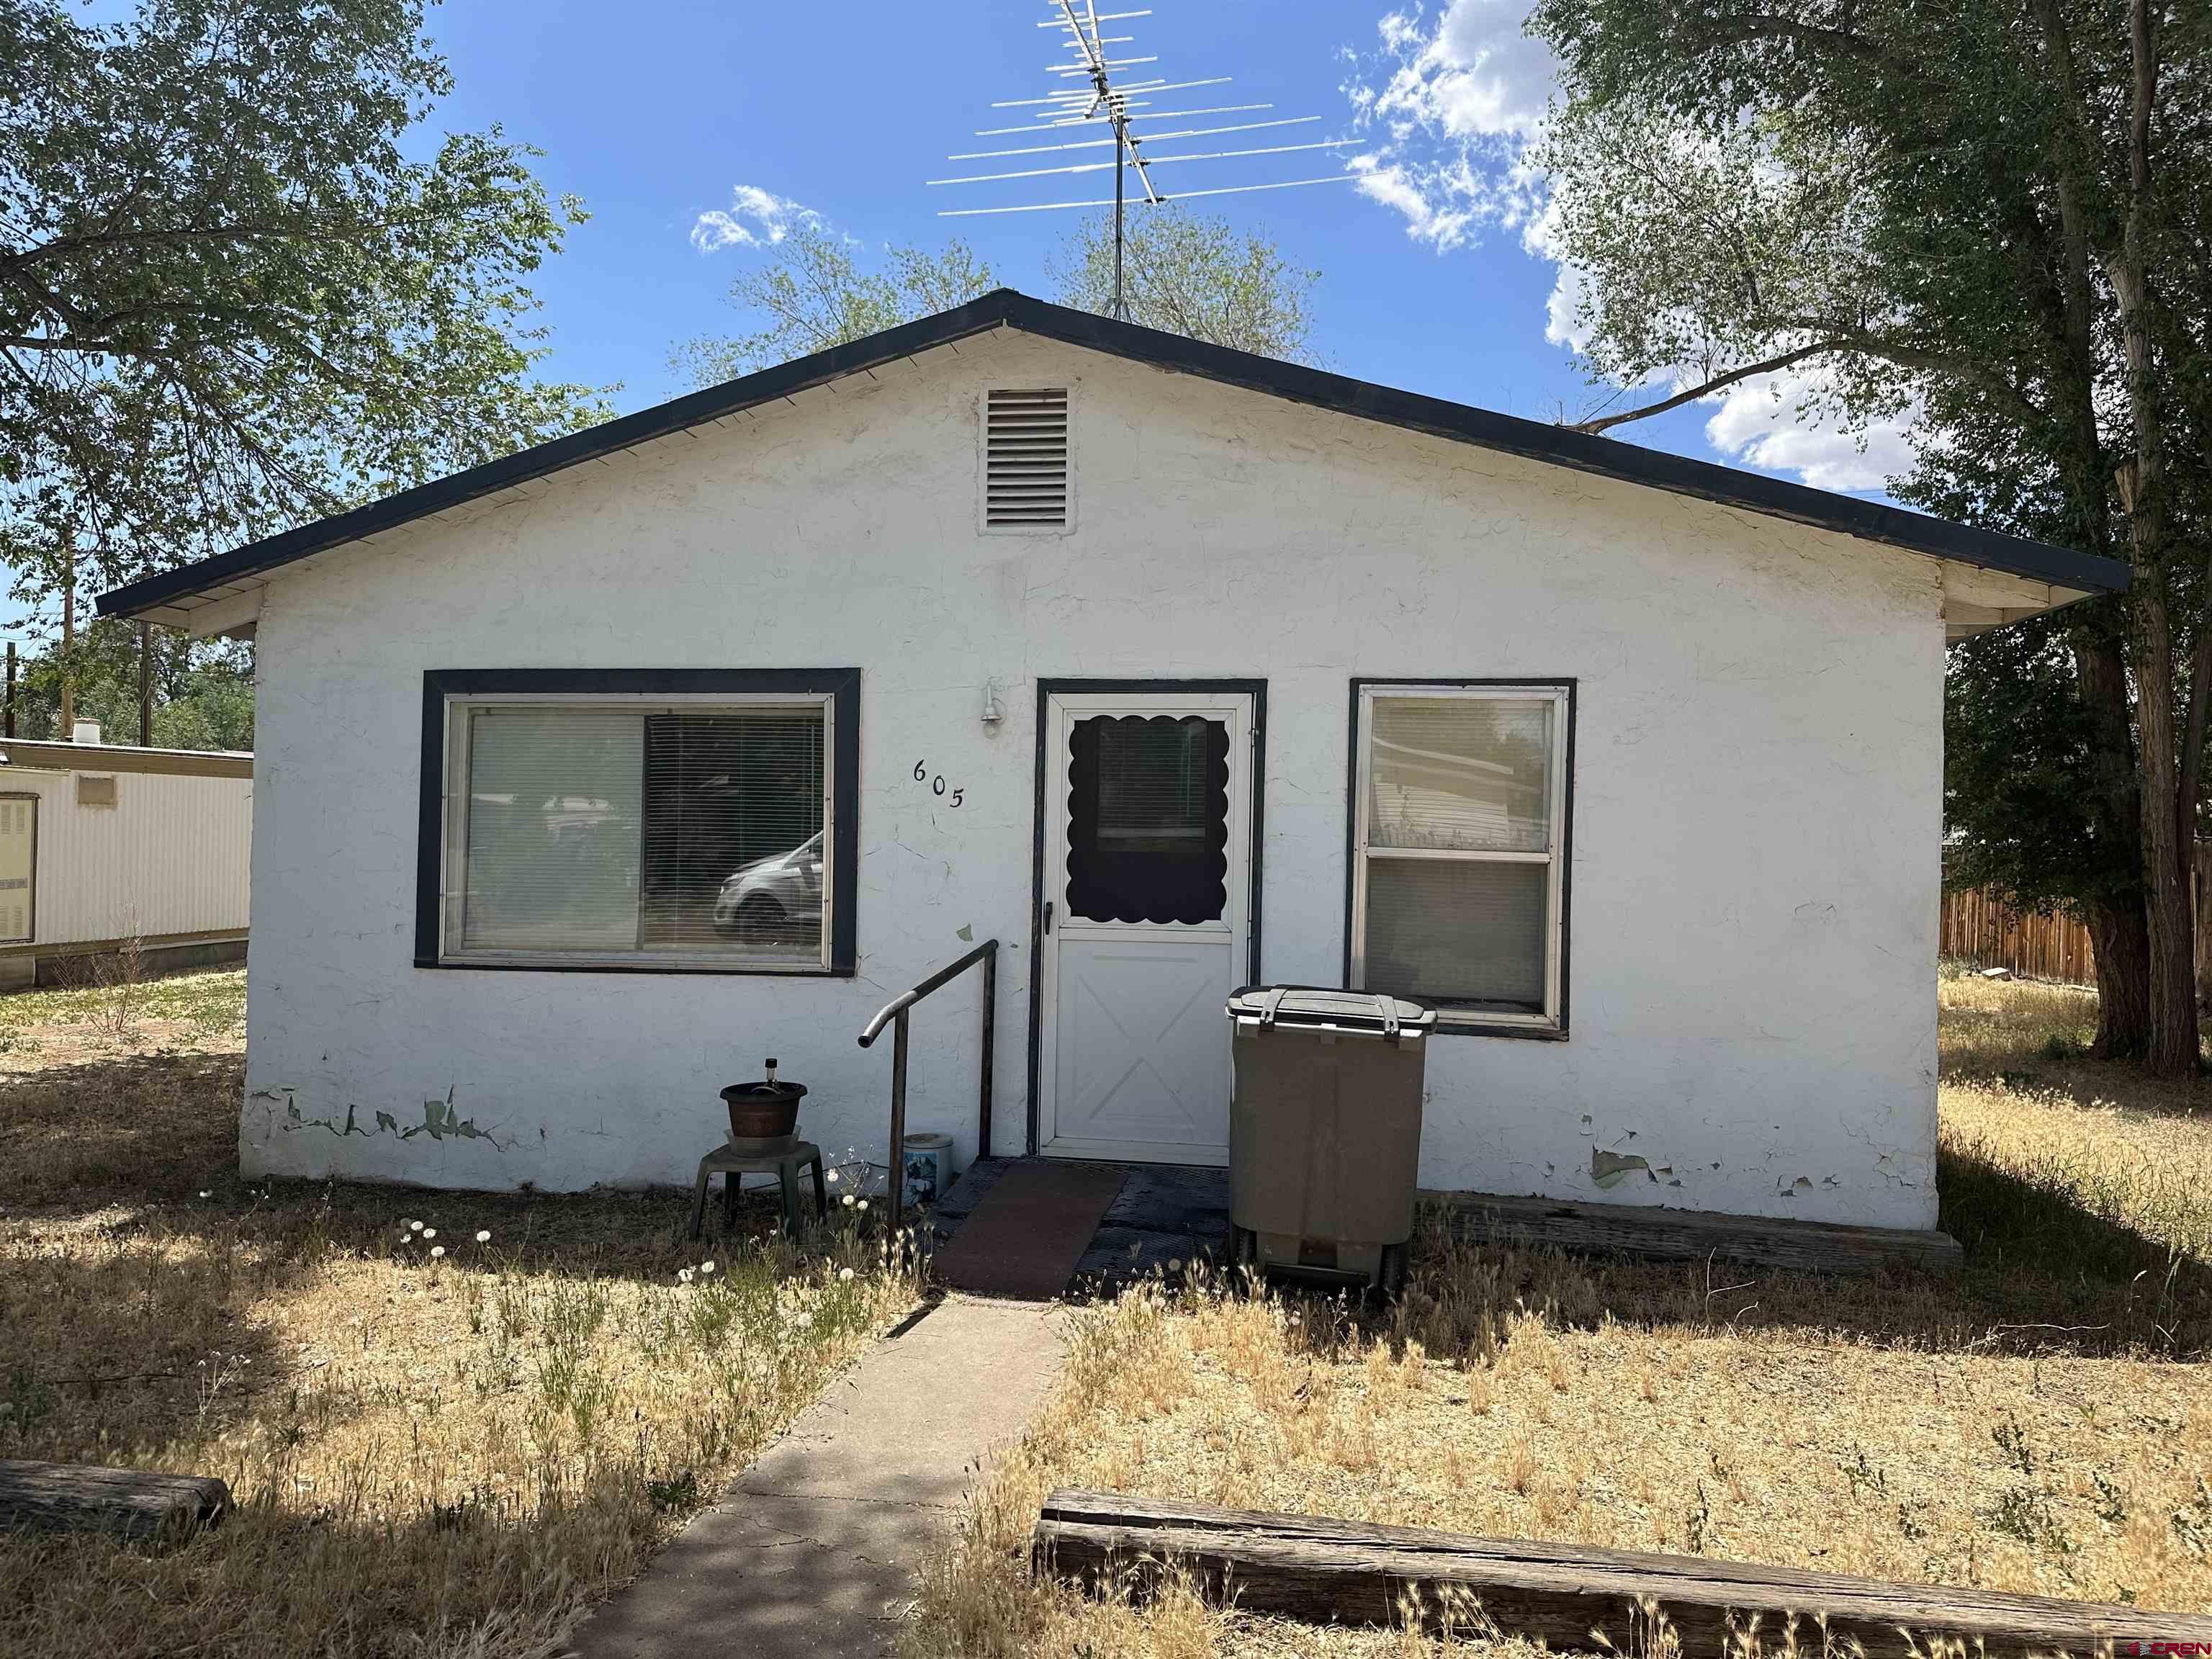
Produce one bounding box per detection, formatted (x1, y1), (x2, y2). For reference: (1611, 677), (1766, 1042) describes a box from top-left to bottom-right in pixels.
(1226, 986), (1437, 1034)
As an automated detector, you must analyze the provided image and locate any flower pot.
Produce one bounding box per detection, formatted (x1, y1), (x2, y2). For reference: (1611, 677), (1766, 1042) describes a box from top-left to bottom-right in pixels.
(721, 1079), (806, 1143)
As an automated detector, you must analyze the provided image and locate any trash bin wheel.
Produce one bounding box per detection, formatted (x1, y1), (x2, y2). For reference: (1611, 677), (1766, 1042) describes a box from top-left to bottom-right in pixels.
(1231, 1226), (1260, 1281)
(1377, 1241), (1410, 1300)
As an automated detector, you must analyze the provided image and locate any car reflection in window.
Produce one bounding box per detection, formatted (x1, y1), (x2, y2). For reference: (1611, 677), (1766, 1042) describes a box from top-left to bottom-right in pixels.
(713, 830), (824, 950)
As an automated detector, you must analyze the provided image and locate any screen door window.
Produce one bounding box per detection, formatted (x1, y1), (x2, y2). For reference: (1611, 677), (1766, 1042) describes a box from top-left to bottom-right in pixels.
(1064, 715), (1230, 925)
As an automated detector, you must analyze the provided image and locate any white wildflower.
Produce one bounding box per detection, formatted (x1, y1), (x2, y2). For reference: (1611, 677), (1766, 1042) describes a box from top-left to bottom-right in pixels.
(842, 1193), (856, 1208)
(197, 1190), (212, 1200)
(825, 1169), (839, 1184)
(409, 1220), (423, 1232)
(838, 1267), (854, 1282)
(793, 1311), (814, 1328)
(856, 1200), (869, 1213)
(1168, 1258), (1183, 1272)
(431, 1246), (446, 1259)
(421, 1227), (436, 1239)
(678, 1268), (695, 1285)
(475, 1230), (491, 1244)
(699, 1260), (716, 1275)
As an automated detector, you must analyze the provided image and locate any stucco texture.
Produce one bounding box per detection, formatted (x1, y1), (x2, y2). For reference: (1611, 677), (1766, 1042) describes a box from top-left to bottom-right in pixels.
(240, 331), (1944, 1228)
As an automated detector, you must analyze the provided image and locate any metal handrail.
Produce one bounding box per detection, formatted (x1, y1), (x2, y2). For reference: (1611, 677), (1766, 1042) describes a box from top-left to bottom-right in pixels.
(857, 938), (998, 1231)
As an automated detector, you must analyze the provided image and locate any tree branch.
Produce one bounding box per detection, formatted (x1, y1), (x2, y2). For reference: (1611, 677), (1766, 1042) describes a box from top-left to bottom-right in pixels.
(1568, 342), (1835, 433)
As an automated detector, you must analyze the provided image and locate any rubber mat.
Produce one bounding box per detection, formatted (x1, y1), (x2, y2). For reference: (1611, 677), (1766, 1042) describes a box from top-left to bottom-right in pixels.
(930, 1161), (1128, 1300)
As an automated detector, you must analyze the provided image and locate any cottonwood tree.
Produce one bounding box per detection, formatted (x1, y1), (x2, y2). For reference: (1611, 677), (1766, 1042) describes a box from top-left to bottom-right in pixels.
(1, 0), (606, 726)
(1049, 204), (1321, 363)
(1529, 0), (2212, 1068)
(673, 222), (999, 383)
(677, 204), (1320, 386)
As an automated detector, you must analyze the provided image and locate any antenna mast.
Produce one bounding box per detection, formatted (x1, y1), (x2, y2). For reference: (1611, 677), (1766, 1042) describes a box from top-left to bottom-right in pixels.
(932, 4), (1354, 321)
(1055, 0), (1152, 318)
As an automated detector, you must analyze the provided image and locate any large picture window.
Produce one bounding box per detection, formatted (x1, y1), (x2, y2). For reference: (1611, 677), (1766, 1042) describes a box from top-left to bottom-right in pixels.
(417, 670), (859, 974)
(1348, 680), (1573, 1034)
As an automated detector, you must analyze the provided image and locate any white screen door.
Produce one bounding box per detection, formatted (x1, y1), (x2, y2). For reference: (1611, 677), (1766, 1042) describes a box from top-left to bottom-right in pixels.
(1038, 690), (1254, 1164)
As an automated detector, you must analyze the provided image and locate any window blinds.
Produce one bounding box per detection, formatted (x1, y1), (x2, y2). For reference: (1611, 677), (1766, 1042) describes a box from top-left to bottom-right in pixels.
(454, 704), (825, 961)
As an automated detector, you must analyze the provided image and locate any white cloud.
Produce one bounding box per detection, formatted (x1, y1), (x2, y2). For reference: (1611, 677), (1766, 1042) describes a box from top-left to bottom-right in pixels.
(1343, 1), (1557, 250)
(690, 185), (817, 254)
(1702, 367), (1920, 494)
(1379, 0), (1556, 140)
(1344, 4), (1917, 494)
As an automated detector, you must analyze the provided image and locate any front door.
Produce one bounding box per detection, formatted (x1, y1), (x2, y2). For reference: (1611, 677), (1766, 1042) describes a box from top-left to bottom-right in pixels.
(1038, 689), (1255, 1164)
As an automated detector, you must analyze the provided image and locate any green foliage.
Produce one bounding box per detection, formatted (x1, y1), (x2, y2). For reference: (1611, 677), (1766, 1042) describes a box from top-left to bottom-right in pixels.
(673, 222), (996, 385)
(675, 204), (1323, 387)
(0, 0), (611, 617)
(1529, 0), (2212, 1042)
(1048, 204), (1321, 362)
(1532, 100), (1901, 439)
(6, 616), (252, 749)
(1943, 616), (2134, 914)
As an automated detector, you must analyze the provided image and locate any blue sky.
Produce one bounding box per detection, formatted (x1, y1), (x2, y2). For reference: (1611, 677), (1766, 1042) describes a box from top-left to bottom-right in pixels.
(420, 1), (1897, 495)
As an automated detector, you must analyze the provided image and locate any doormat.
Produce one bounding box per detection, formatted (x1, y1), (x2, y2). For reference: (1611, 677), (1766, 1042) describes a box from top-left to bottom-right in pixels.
(931, 1162), (1128, 1300)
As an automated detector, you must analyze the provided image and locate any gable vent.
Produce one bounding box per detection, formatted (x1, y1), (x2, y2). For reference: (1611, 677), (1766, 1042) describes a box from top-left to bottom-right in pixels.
(984, 389), (1070, 529)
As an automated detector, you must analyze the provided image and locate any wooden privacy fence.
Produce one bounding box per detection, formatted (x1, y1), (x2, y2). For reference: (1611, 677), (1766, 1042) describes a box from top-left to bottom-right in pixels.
(1940, 889), (2097, 984)
(1942, 842), (2212, 990)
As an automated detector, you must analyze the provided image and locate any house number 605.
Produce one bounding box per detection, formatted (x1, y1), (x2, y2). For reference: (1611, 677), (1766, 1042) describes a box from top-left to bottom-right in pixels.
(912, 760), (964, 807)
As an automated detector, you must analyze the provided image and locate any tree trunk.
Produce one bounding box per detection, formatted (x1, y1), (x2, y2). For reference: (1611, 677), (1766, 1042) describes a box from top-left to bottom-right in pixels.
(2085, 891), (2154, 1058)
(2131, 572), (2198, 1072)
(2113, 0), (2194, 1074)
(2071, 621), (2153, 1056)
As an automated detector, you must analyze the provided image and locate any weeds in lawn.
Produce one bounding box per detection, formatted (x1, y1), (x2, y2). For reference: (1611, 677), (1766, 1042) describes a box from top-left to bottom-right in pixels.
(0, 971), (922, 1659)
(908, 968), (2212, 1656)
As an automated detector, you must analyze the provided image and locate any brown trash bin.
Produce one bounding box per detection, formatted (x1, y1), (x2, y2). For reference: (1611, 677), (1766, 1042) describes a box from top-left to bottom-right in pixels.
(1225, 986), (1436, 1295)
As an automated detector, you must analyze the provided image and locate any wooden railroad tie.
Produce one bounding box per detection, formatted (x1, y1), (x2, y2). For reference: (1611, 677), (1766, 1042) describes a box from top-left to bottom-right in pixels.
(1035, 1489), (2212, 1658)
(0, 1457), (231, 1544)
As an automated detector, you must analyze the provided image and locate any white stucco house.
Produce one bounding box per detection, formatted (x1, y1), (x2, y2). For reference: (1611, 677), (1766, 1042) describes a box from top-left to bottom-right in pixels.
(98, 291), (2126, 1231)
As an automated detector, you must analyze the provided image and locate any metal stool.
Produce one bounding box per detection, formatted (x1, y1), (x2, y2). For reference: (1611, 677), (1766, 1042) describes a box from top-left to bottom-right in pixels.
(690, 1138), (827, 1238)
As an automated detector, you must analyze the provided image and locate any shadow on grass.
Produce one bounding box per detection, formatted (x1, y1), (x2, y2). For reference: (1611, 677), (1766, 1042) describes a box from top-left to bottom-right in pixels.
(0, 1051), (245, 1210)
(0, 1049), (879, 1467)
(1379, 1150), (2212, 1366)
(0, 1437), (960, 1659)
(1943, 1053), (2212, 1120)
(1938, 1141), (2211, 1349)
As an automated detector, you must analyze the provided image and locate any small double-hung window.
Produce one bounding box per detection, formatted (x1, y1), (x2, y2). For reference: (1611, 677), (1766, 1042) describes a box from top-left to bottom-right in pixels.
(1349, 681), (1573, 1034)
(423, 670), (858, 974)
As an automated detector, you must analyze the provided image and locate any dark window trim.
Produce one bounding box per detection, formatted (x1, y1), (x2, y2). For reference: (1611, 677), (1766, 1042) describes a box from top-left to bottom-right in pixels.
(1025, 678), (1267, 1156)
(414, 668), (860, 976)
(1343, 677), (1575, 1040)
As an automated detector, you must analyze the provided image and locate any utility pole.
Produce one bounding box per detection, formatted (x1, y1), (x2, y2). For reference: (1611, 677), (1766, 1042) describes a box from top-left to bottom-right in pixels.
(138, 621), (153, 747)
(4, 642), (15, 740)
(58, 558), (73, 739)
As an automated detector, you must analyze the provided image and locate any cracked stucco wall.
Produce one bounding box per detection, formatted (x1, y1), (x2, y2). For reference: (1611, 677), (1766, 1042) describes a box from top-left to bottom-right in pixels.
(238, 331), (1943, 1228)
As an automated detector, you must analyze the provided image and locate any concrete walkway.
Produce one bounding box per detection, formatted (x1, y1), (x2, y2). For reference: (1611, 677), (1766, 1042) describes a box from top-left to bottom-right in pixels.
(563, 1295), (1066, 1659)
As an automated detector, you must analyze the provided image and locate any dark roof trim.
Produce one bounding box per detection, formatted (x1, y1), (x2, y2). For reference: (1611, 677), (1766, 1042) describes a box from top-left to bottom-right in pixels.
(97, 288), (2128, 619)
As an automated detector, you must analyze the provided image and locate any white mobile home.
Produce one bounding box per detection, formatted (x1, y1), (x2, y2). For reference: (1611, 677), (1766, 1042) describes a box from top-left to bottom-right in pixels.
(0, 738), (251, 986)
(97, 292), (2126, 1229)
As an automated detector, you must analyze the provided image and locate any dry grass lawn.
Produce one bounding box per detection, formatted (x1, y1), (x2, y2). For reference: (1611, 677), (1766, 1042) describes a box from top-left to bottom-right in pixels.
(0, 970), (919, 1659)
(909, 966), (2212, 1658)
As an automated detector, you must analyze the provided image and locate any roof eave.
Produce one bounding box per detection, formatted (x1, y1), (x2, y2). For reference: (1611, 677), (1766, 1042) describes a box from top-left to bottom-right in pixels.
(96, 288), (2130, 621)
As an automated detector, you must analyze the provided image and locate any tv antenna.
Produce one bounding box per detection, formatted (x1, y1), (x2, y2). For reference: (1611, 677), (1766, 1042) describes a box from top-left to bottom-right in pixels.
(930, 2), (1355, 320)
